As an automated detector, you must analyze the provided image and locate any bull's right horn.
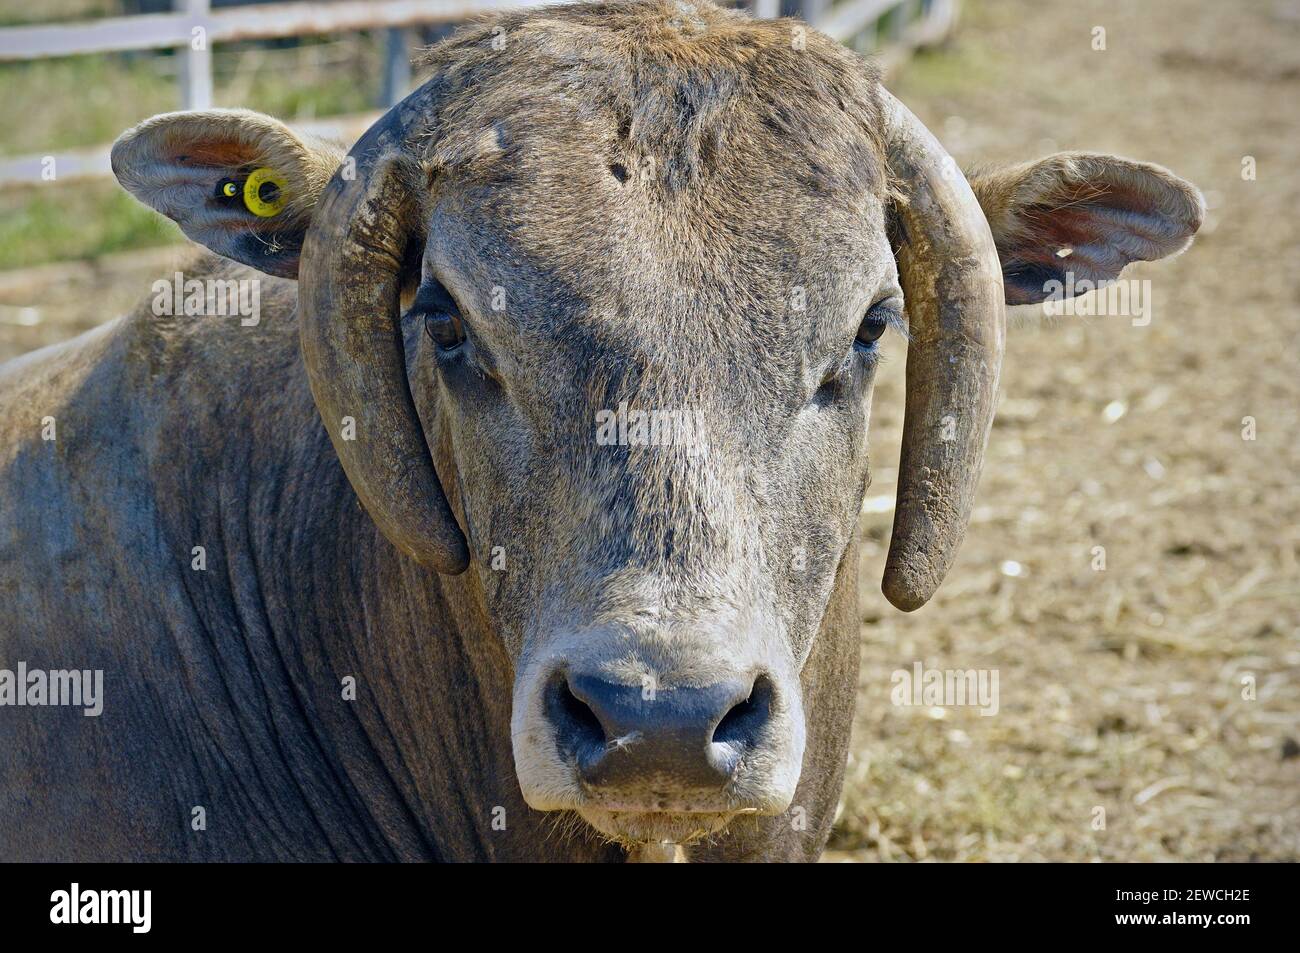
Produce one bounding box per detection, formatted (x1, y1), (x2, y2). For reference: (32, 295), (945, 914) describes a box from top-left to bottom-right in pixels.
(879, 89), (1006, 611)
(298, 84), (469, 574)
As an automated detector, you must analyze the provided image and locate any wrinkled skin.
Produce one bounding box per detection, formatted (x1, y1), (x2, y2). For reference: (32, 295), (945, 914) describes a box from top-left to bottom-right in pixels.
(0, 1), (1201, 860)
(0, 281), (622, 861)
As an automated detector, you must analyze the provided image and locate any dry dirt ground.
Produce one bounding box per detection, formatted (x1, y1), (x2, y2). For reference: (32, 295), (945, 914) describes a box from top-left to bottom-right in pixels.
(835, 0), (1300, 861)
(0, 0), (1296, 861)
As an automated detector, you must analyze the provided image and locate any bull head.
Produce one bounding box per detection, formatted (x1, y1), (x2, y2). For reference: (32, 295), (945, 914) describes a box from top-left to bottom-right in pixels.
(112, 0), (1200, 854)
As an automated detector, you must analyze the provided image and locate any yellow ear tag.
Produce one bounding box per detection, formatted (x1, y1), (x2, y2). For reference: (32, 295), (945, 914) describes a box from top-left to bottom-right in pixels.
(243, 167), (288, 218)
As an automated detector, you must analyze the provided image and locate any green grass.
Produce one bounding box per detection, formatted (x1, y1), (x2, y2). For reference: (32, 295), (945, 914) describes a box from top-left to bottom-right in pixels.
(0, 55), (176, 157)
(0, 182), (179, 271)
(0, 0), (117, 28)
(888, 35), (1003, 100)
(235, 37), (386, 119)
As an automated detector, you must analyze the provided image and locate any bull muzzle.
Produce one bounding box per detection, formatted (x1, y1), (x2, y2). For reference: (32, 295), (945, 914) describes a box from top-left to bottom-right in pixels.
(511, 624), (805, 840)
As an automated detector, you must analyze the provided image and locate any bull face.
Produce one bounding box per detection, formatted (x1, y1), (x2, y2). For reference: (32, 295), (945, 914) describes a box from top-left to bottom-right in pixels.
(113, 0), (1202, 854)
(418, 109), (899, 840)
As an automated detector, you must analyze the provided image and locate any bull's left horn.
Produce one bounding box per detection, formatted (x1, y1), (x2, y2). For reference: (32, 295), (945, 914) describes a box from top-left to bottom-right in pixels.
(880, 89), (1006, 611)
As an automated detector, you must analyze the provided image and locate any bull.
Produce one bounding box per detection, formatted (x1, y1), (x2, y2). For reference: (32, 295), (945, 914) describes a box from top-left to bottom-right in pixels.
(0, 0), (1201, 861)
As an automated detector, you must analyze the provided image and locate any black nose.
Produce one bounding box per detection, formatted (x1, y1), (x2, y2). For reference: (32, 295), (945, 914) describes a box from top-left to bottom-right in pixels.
(545, 671), (775, 797)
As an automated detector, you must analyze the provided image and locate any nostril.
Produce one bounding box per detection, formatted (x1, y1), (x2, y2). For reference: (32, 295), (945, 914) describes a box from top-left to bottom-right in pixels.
(712, 674), (774, 748)
(545, 674), (606, 760)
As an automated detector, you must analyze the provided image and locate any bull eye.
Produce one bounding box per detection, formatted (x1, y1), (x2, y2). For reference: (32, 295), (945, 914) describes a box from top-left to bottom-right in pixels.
(855, 298), (899, 352)
(413, 280), (466, 352)
(424, 310), (465, 351)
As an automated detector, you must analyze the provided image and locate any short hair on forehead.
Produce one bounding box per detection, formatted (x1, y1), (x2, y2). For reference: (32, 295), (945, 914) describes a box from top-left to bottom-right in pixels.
(413, 0), (890, 198)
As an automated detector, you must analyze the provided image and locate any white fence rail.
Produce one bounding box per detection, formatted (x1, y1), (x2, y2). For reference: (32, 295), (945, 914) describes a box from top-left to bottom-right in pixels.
(0, 0), (957, 189)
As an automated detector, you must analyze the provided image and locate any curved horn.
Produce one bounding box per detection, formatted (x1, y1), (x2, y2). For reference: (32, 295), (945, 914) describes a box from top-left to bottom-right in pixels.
(880, 89), (1006, 611)
(299, 90), (469, 573)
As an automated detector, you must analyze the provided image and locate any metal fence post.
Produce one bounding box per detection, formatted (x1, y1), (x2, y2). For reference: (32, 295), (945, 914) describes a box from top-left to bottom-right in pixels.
(800, 0), (828, 25)
(381, 28), (413, 107)
(178, 0), (212, 110)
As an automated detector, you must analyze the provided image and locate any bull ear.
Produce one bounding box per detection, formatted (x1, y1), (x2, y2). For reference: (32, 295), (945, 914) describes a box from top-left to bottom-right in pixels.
(966, 153), (1204, 305)
(111, 110), (346, 279)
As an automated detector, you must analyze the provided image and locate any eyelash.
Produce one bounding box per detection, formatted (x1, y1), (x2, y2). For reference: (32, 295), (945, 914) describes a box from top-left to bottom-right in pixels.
(854, 300), (903, 354)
